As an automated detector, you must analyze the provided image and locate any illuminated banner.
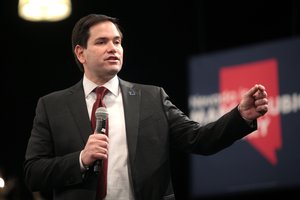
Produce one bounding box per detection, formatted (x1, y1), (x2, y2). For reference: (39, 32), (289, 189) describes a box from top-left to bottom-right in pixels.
(188, 37), (300, 198)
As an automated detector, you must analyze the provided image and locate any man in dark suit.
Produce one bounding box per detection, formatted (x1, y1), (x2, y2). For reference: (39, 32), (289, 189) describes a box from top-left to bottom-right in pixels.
(23, 14), (268, 200)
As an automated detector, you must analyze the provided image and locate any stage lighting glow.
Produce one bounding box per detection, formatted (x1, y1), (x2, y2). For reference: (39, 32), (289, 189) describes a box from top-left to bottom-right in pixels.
(0, 177), (4, 188)
(18, 0), (72, 22)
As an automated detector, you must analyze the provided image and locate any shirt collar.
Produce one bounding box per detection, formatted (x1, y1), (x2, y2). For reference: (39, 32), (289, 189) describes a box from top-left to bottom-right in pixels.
(83, 74), (119, 98)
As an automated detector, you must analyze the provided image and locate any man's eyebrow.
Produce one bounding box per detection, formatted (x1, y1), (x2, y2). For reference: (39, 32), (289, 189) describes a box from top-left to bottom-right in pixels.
(95, 36), (121, 40)
(114, 36), (122, 40)
(95, 37), (108, 40)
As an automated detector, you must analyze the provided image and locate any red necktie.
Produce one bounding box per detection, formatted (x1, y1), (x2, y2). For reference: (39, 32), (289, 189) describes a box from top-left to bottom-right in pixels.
(91, 86), (108, 199)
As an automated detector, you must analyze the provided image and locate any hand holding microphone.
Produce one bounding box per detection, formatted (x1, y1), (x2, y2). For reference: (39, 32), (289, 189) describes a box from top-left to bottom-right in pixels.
(93, 107), (109, 173)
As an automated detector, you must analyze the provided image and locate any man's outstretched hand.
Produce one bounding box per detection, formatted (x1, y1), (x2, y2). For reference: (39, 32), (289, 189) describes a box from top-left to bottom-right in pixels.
(238, 84), (268, 121)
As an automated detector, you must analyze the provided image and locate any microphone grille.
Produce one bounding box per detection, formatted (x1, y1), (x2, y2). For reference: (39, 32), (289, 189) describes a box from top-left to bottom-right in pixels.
(95, 107), (108, 120)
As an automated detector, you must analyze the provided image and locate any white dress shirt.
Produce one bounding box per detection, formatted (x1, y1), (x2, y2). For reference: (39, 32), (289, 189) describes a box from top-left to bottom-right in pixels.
(82, 74), (135, 200)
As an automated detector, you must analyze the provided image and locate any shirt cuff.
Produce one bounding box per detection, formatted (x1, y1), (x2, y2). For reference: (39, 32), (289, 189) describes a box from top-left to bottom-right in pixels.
(79, 151), (89, 172)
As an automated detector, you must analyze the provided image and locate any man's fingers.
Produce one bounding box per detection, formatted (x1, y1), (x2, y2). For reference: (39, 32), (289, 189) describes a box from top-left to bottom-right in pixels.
(246, 84), (267, 98)
(257, 84), (266, 92)
(254, 98), (267, 106)
(257, 105), (268, 116)
(255, 90), (268, 100)
(245, 84), (259, 97)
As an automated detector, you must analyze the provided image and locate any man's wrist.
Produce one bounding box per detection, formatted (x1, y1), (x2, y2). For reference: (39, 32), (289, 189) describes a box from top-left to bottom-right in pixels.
(237, 104), (253, 124)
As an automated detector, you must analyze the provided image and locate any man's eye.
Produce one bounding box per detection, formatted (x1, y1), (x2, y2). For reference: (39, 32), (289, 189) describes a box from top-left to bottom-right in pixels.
(96, 41), (105, 44)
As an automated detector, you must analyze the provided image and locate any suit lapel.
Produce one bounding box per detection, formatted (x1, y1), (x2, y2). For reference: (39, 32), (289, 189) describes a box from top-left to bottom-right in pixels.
(65, 79), (141, 161)
(67, 80), (93, 145)
(119, 79), (140, 164)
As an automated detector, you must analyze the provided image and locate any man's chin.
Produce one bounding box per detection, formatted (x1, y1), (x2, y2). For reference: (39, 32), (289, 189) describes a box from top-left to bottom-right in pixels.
(108, 67), (121, 76)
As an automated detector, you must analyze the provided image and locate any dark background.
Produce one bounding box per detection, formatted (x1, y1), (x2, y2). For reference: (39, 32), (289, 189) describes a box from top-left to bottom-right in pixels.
(1, 0), (299, 199)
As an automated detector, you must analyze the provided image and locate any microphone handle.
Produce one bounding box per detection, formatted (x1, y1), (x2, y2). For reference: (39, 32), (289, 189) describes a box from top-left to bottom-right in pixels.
(93, 119), (106, 173)
(93, 159), (103, 173)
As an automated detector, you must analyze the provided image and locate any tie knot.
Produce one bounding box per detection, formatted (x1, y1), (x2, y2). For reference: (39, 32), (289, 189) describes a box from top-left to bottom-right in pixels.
(95, 86), (108, 100)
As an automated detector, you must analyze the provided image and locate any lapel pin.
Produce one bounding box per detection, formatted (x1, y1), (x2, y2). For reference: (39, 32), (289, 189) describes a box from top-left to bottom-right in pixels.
(129, 90), (136, 96)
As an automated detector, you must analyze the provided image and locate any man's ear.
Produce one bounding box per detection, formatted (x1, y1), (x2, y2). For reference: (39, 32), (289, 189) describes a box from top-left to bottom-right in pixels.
(74, 45), (85, 64)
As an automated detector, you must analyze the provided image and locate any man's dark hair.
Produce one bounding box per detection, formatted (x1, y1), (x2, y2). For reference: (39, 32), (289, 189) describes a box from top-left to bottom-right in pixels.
(71, 14), (123, 72)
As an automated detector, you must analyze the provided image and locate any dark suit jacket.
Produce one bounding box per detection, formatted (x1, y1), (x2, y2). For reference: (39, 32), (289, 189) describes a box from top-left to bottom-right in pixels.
(24, 78), (256, 200)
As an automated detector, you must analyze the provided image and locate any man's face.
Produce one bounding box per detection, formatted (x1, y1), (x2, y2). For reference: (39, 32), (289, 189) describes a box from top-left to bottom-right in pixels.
(77, 21), (123, 82)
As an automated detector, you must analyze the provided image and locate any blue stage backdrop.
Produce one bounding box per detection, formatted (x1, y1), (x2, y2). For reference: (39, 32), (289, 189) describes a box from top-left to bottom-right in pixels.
(188, 37), (300, 198)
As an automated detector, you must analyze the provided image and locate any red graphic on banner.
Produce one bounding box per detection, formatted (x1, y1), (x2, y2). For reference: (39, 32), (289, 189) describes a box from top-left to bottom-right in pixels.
(219, 58), (282, 165)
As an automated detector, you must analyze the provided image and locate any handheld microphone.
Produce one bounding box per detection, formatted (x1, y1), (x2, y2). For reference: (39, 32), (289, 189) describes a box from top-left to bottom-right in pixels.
(93, 107), (109, 173)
